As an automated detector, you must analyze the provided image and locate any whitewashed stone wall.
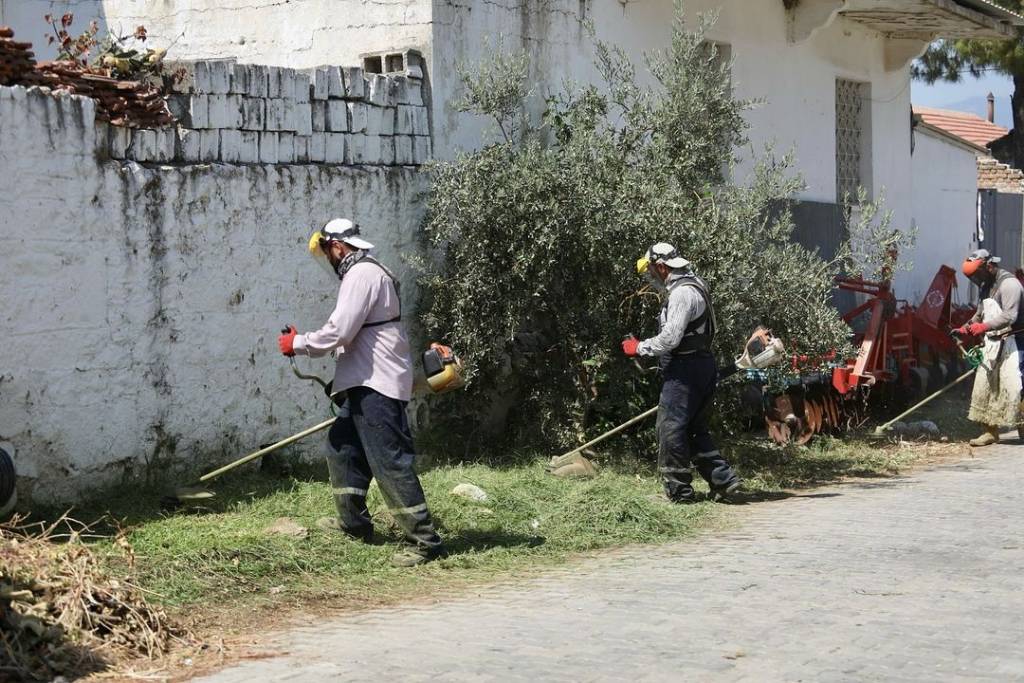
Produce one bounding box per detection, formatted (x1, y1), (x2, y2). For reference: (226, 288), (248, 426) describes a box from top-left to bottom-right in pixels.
(2, 1), (917, 233)
(0, 82), (431, 504)
(120, 56), (431, 166)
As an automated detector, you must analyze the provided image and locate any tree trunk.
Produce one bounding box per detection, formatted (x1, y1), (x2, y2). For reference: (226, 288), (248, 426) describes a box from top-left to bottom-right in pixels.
(1011, 72), (1024, 171)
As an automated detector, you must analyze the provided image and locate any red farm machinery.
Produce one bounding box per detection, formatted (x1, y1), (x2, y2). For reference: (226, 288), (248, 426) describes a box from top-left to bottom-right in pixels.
(762, 265), (977, 444)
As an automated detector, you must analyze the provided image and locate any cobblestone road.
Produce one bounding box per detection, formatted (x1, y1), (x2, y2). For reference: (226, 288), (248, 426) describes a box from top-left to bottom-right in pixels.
(198, 446), (1024, 682)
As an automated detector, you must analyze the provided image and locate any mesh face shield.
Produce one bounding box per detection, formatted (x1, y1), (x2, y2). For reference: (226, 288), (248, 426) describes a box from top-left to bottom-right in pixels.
(308, 230), (338, 278)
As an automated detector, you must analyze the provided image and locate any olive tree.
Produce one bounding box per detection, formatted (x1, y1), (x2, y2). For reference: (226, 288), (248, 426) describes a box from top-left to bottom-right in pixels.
(415, 7), (883, 451)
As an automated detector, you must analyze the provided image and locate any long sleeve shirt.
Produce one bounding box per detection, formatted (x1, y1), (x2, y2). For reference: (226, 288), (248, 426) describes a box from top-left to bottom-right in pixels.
(637, 273), (707, 357)
(292, 260), (413, 401)
(971, 270), (1024, 332)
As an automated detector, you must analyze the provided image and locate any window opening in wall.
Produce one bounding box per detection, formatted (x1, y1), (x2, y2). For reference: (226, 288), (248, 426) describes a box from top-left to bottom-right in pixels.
(835, 78), (872, 202)
(385, 54), (405, 73)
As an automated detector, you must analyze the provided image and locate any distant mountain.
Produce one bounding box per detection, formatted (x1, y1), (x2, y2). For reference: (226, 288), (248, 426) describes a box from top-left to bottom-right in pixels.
(937, 95), (1013, 129)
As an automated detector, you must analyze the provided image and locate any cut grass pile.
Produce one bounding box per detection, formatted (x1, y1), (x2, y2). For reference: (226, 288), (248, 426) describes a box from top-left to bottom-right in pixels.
(0, 516), (191, 681)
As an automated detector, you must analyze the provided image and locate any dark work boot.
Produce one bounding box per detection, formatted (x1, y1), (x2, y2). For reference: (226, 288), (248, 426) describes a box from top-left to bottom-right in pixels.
(667, 491), (697, 505)
(709, 478), (742, 503)
(391, 544), (447, 568)
(315, 516), (376, 544)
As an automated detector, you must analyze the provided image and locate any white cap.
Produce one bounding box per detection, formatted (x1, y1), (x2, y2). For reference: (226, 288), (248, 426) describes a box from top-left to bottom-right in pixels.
(321, 218), (374, 250)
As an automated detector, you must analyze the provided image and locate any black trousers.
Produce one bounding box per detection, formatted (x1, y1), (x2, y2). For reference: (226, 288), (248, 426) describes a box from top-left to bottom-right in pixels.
(1017, 334), (1024, 394)
(325, 386), (442, 551)
(657, 352), (739, 501)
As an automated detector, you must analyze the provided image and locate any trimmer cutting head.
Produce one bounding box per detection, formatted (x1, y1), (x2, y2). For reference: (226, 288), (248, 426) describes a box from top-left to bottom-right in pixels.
(160, 486), (216, 510)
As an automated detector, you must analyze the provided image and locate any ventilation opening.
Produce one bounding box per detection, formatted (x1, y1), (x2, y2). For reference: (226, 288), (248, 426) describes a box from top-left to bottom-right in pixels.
(385, 53), (405, 73)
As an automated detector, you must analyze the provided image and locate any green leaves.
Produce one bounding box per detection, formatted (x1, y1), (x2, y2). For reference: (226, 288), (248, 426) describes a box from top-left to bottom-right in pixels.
(416, 4), (857, 452)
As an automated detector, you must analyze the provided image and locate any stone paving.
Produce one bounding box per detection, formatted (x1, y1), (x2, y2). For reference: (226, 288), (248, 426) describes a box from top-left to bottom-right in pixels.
(198, 446), (1024, 682)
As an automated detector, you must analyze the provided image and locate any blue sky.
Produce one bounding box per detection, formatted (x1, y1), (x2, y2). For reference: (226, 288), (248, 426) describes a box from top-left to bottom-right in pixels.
(912, 71), (1015, 127)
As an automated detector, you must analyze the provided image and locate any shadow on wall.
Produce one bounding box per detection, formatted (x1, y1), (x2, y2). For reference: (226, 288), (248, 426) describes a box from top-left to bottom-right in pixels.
(0, 0), (109, 61)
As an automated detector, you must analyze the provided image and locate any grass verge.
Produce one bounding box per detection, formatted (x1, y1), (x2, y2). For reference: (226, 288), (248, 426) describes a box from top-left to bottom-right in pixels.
(27, 399), (973, 679)
(73, 432), (967, 617)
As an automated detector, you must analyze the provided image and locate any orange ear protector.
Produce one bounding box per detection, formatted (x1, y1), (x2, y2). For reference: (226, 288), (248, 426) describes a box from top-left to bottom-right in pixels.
(962, 257), (985, 279)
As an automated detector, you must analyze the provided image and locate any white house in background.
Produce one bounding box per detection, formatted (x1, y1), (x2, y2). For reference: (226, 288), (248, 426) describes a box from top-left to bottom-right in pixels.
(906, 111), (989, 303)
(909, 105), (1024, 302)
(3, 0), (1021, 275)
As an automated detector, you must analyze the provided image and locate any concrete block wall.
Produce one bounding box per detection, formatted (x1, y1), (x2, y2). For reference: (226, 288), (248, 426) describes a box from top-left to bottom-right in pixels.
(0, 82), (430, 505)
(121, 53), (431, 166)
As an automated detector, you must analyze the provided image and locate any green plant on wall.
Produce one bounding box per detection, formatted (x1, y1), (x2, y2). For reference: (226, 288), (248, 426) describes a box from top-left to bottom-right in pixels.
(44, 12), (173, 81)
(415, 5), (904, 452)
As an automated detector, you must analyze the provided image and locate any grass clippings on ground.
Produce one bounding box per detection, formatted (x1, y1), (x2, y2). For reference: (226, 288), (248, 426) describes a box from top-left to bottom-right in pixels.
(16, 393), (977, 680)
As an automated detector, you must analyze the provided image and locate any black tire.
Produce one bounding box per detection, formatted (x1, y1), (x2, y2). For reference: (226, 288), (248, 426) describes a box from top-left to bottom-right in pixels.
(0, 446), (15, 516)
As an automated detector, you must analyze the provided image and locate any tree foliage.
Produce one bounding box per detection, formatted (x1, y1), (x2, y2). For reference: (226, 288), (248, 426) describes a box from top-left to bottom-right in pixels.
(912, 1), (1024, 165)
(415, 7), (887, 451)
(912, 0), (1024, 84)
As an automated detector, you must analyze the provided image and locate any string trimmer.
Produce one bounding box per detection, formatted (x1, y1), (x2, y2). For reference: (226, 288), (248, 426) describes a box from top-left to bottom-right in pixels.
(162, 356), (336, 508)
(548, 327), (786, 472)
(162, 343), (465, 508)
(870, 330), (985, 437)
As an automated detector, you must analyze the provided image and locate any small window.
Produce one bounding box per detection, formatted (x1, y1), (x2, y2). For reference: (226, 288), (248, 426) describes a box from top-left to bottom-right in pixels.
(701, 41), (732, 79)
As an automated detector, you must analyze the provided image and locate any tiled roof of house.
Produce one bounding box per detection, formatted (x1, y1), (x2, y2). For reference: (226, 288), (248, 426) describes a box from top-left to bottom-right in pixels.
(913, 106), (1009, 148)
(977, 156), (1024, 193)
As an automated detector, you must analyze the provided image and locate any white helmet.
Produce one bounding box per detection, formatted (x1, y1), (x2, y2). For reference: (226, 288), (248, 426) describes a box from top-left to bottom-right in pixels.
(636, 242), (690, 275)
(307, 218), (374, 277)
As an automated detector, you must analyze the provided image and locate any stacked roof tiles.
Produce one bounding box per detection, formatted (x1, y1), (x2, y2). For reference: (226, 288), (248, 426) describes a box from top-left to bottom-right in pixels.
(0, 26), (172, 128)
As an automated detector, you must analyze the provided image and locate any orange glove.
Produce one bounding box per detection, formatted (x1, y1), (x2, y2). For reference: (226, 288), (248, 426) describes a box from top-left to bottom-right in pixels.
(621, 335), (640, 357)
(278, 325), (297, 357)
(967, 322), (989, 337)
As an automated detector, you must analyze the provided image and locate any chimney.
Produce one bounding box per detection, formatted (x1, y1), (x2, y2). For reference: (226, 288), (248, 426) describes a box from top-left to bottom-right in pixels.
(987, 92), (995, 123)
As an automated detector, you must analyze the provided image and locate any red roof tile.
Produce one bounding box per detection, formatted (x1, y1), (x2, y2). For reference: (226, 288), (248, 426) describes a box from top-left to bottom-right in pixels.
(913, 106), (1009, 148)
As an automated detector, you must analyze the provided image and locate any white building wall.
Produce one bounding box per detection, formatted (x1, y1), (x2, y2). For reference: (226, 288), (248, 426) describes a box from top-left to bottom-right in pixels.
(428, 0), (914, 246)
(903, 131), (979, 304)
(432, 3), (903, 193)
(3, 2), (916, 220)
(0, 85), (430, 503)
(0, 0), (433, 69)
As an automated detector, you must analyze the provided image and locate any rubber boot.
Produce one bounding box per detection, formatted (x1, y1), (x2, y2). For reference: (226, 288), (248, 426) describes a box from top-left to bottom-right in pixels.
(969, 425), (1000, 447)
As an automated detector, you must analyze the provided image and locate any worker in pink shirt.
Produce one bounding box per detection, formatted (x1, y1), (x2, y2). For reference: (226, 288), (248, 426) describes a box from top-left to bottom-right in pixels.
(278, 218), (444, 567)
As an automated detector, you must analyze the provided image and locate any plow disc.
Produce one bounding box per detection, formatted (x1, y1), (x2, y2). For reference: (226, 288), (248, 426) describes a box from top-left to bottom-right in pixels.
(764, 388), (853, 445)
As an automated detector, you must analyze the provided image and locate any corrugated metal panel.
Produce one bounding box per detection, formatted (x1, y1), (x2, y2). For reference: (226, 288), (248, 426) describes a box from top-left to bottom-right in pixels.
(979, 189), (1024, 271)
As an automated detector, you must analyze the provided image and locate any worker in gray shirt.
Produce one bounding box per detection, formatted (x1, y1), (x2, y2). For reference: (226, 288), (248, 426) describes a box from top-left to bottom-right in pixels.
(623, 243), (742, 503)
(954, 248), (1024, 446)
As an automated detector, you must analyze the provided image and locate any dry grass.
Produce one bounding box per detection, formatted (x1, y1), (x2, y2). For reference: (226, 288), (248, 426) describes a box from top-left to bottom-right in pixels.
(0, 515), (194, 681)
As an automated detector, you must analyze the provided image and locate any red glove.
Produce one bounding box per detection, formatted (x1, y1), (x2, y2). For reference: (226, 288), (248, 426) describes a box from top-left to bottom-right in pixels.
(621, 336), (640, 357)
(967, 322), (990, 337)
(278, 325), (297, 357)
(951, 325), (969, 337)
